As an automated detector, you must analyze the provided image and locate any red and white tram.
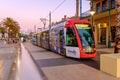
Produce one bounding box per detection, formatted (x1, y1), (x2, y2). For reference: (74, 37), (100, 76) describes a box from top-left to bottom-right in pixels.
(39, 19), (96, 58)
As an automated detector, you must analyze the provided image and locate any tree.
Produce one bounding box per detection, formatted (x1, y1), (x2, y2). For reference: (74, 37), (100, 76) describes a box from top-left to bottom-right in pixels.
(114, 0), (120, 53)
(3, 17), (20, 38)
(0, 27), (6, 34)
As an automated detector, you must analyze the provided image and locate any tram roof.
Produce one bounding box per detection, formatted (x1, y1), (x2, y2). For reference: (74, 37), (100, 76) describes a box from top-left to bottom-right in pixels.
(50, 19), (90, 29)
(41, 27), (49, 32)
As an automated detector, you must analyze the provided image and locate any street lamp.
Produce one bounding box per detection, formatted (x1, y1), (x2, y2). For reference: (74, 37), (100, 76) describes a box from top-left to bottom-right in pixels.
(90, 0), (95, 26)
(90, 10), (95, 16)
(40, 18), (48, 29)
(90, 10), (95, 26)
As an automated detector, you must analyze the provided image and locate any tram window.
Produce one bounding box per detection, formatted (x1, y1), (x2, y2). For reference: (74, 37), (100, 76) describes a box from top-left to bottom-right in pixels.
(78, 28), (94, 47)
(66, 28), (78, 46)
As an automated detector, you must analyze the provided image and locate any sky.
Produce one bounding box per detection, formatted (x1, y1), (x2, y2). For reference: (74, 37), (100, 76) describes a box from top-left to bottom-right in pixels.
(0, 0), (90, 32)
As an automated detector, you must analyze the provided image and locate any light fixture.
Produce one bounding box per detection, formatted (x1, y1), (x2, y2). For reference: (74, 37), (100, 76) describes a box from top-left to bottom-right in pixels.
(90, 10), (95, 16)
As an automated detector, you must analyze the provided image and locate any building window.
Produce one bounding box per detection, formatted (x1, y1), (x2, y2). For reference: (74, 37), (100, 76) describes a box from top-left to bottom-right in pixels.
(111, 0), (115, 8)
(96, 3), (101, 13)
(102, 0), (107, 11)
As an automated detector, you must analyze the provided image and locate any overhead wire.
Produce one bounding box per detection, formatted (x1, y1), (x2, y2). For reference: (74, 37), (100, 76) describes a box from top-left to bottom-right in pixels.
(51, 0), (66, 13)
(38, 0), (66, 28)
(45, 0), (66, 18)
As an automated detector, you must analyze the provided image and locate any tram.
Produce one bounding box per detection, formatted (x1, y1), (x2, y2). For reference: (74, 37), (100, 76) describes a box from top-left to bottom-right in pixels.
(32, 33), (37, 45)
(39, 19), (96, 58)
(40, 28), (49, 49)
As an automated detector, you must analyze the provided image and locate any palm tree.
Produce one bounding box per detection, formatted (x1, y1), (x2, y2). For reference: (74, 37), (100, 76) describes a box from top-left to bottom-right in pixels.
(114, 0), (120, 53)
(3, 17), (20, 38)
(0, 27), (6, 34)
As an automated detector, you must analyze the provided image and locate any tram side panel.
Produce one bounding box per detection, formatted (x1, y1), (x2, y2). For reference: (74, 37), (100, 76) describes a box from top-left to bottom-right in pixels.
(49, 23), (65, 54)
(40, 30), (49, 50)
(36, 34), (41, 47)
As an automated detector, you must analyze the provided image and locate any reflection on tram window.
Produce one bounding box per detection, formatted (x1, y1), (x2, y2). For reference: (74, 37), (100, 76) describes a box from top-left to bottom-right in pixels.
(77, 27), (94, 47)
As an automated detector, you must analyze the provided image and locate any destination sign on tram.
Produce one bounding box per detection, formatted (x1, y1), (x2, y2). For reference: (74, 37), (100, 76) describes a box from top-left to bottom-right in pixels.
(75, 24), (90, 29)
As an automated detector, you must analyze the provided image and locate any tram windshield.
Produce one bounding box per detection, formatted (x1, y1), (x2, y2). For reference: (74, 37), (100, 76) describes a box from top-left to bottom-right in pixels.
(75, 23), (94, 47)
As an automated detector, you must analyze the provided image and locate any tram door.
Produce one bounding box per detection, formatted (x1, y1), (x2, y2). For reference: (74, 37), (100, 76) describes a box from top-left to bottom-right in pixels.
(65, 27), (79, 58)
(59, 30), (64, 53)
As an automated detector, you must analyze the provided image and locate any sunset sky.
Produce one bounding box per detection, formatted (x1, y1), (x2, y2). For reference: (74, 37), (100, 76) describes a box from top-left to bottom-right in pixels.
(0, 0), (90, 32)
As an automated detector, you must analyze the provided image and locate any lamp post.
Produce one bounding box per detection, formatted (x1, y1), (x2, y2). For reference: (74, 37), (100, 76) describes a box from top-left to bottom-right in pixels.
(49, 11), (51, 29)
(108, 0), (111, 48)
(40, 18), (47, 29)
(6, 27), (9, 43)
(80, 0), (82, 19)
(90, 10), (95, 26)
(90, 0), (95, 26)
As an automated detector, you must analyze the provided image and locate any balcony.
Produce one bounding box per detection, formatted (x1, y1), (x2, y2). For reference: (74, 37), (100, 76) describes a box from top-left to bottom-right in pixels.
(81, 2), (115, 19)
(81, 10), (90, 18)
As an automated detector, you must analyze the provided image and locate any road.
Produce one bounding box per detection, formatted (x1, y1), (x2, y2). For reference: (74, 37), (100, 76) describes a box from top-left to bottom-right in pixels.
(23, 42), (118, 80)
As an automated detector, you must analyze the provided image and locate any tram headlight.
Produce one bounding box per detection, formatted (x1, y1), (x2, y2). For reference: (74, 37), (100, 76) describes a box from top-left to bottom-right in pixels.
(83, 46), (95, 54)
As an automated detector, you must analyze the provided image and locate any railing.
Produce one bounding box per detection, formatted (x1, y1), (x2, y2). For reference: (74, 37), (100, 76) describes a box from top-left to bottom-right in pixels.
(81, 0), (115, 19)
(81, 4), (115, 19)
(111, 0), (115, 9)
(81, 10), (90, 18)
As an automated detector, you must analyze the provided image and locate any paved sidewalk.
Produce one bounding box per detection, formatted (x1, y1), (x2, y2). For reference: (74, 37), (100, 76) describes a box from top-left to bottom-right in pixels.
(97, 44), (114, 53)
(0, 40), (19, 80)
(23, 42), (120, 80)
(93, 44), (114, 62)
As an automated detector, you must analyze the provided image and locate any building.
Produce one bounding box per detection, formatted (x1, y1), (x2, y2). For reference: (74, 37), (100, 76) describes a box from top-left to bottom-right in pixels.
(81, 0), (116, 47)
